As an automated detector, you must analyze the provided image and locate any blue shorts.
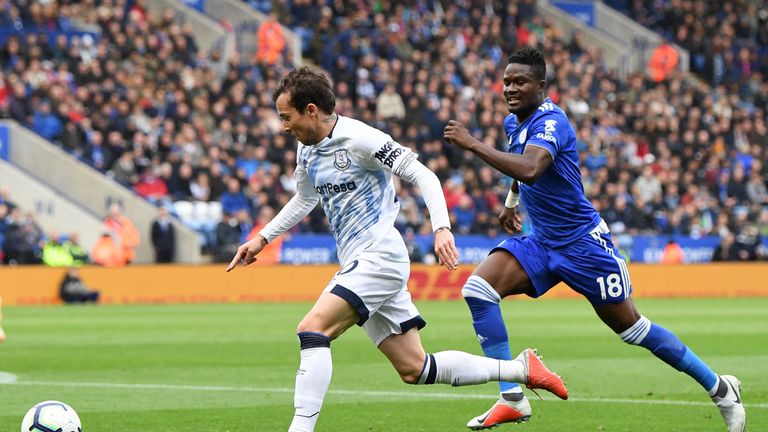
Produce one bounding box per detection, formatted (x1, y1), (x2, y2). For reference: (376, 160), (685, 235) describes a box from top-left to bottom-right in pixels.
(492, 226), (632, 304)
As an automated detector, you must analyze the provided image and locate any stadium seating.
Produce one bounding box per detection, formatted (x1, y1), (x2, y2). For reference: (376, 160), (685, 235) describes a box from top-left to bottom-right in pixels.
(0, 0), (765, 263)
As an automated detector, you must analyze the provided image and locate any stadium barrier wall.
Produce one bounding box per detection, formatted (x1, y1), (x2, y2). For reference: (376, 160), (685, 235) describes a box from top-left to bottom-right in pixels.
(0, 159), (103, 253)
(1, 264), (766, 306)
(2, 121), (201, 264)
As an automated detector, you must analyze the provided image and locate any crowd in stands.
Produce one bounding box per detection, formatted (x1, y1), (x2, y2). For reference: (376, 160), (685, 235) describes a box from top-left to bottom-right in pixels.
(0, 184), (141, 267)
(0, 0), (765, 262)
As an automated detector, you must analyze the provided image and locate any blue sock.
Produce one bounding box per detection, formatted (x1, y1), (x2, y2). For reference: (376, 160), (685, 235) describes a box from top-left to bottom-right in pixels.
(621, 316), (718, 392)
(463, 276), (520, 393)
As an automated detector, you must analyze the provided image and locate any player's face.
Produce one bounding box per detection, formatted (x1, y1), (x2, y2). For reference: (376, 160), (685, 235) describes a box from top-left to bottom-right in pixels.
(503, 63), (545, 119)
(275, 93), (321, 145)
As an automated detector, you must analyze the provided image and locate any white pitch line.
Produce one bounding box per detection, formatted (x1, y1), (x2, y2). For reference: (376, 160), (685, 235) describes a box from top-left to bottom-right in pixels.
(3, 379), (767, 409)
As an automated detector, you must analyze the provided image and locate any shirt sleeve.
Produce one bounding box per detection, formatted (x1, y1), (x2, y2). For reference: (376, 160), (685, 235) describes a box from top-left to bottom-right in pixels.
(347, 131), (418, 177)
(397, 158), (451, 232)
(258, 161), (319, 242)
(525, 113), (564, 160)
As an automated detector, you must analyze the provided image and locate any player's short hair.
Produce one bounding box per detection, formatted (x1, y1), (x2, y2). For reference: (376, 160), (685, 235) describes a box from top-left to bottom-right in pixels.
(272, 66), (336, 114)
(508, 47), (546, 81)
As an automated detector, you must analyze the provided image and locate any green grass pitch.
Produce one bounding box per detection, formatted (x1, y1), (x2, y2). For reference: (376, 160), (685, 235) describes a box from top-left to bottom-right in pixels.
(0, 298), (765, 431)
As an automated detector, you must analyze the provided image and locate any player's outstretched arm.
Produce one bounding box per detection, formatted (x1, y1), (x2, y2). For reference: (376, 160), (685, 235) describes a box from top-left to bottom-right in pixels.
(226, 188), (318, 272)
(444, 120), (552, 184)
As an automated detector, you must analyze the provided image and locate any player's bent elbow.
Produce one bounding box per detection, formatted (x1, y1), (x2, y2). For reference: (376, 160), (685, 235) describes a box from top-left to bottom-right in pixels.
(516, 168), (541, 185)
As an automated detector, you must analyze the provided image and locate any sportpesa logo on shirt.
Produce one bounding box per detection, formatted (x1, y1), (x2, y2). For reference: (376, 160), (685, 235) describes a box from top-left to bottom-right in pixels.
(374, 141), (403, 168)
(316, 181), (357, 195)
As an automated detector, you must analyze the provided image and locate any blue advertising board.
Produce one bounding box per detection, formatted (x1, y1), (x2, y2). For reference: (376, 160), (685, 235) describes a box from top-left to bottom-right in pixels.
(0, 124), (9, 161)
(279, 234), (764, 265)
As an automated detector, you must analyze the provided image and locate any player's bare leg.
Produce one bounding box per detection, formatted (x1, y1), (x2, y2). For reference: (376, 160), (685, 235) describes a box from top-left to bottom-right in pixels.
(378, 328), (567, 396)
(289, 293), (359, 432)
(594, 298), (745, 432)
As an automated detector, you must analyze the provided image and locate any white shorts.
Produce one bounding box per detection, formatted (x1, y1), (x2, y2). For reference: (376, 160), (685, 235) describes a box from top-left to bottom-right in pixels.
(323, 255), (425, 346)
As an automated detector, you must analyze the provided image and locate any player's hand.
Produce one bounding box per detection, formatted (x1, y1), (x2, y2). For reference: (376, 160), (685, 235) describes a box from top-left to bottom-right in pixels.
(443, 120), (475, 151)
(226, 235), (268, 272)
(499, 207), (522, 234)
(434, 228), (460, 271)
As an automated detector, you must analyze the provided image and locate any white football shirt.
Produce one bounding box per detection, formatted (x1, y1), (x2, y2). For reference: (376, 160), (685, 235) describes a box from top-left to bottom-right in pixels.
(295, 115), (418, 265)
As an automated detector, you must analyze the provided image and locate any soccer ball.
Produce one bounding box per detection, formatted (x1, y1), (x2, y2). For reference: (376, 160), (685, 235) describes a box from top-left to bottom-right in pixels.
(21, 401), (81, 432)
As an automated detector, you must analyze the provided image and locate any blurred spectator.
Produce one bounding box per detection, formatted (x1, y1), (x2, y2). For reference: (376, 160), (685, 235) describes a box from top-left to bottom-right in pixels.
(732, 225), (762, 261)
(65, 232), (89, 266)
(647, 38), (679, 83)
(660, 239), (684, 264)
(32, 100), (63, 141)
(103, 204), (140, 264)
(0, 186), (16, 211)
(151, 206), (176, 263)
(220, 178), (250, 216)
(59, 268), (100, 304)
(246, 206), (281, 264)
(376, 83), (406, 120)
(256, 12), (286, 65)
(404, 227), (425, 263)
(42, 231), (74, 267)
(711, 232), (738, 262)
(2, 209), (43, 265)
(214, 213), (242, 263)
(135, 167), (170, 206)
(91, 232), (126, 267)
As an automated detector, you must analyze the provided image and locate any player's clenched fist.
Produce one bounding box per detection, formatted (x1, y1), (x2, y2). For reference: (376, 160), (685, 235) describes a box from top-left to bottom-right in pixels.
(226, 235), (269, 272)
(443, 120), (476, 150)
(499, 207), (523, 234)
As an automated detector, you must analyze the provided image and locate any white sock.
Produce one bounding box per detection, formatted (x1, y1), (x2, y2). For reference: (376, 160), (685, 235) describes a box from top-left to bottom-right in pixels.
(429, 351), (525, 386)
(289, 347), (332, 432)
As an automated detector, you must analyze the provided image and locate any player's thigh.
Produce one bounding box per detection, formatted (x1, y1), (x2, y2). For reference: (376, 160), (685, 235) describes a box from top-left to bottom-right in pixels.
(298, 292), (360, 340)
(474, 249), (536, 298)
(555, 232), (633, 305)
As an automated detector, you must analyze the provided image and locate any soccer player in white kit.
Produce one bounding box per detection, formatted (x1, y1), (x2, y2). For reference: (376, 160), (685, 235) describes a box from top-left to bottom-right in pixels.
(227, 66), (568, 431)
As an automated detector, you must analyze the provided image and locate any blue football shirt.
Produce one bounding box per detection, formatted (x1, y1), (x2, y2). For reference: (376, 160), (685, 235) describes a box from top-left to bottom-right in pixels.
(504, 98), (601, 248)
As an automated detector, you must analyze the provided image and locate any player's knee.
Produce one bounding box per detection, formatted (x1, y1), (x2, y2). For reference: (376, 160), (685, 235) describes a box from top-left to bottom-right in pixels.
(389, 355), (427, 385)
(397, 363), (423, 385)
(461, 275), (502, 304)
(296, 317), (328, 335)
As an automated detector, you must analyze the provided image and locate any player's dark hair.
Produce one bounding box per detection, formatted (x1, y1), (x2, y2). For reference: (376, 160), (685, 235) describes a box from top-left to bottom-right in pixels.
(272, 66), (336, 114)
(508, 47), (546, 81)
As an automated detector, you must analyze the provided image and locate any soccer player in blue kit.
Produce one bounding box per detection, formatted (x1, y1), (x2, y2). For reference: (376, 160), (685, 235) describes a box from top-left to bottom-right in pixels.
(444, 47), (746, 431)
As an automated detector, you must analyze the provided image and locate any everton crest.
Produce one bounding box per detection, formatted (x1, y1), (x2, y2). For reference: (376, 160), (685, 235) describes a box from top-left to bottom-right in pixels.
(333, 149), (351, 171)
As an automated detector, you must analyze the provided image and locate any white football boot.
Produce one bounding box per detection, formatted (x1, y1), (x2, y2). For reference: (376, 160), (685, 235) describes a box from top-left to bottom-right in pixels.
(467, 392), (532, 430)
(711, 375), (746, 432)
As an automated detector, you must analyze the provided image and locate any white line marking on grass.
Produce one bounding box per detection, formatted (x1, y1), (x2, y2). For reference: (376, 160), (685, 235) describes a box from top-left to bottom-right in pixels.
(0, 372), (17, 384)
(3, 379), (766, 409)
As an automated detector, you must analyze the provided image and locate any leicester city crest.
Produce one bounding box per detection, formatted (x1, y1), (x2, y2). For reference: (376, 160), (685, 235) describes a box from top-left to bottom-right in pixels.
(334, 149), (351, 171)
(519, 127), (528, 144)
